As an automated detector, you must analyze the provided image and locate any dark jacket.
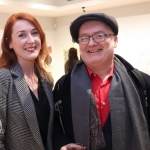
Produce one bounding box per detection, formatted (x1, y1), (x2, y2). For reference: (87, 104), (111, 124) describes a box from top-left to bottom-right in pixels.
(52, 54), (150, 150)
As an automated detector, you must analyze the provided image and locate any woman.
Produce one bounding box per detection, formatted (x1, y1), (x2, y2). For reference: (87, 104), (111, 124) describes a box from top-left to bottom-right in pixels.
(64, 47), (79, 74)
(0, 13), (54, 150)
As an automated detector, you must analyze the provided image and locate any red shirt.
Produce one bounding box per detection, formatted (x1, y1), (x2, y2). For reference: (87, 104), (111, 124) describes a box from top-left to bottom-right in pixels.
(87, 65), (114, 127)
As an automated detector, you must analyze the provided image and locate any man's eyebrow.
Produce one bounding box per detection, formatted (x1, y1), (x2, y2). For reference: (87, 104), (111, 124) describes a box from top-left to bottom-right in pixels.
(79, 30), (104, 37)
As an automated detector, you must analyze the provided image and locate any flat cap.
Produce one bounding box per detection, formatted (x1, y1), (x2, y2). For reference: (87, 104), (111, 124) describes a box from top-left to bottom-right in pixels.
(70, 13), (118, 43)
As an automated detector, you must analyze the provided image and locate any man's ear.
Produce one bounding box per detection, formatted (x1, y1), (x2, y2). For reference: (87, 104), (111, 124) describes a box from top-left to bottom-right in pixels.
(114, 36), (118, 48)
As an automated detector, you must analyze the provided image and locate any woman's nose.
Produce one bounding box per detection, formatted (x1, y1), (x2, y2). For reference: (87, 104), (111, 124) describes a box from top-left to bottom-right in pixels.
(27, 34), (34, 43)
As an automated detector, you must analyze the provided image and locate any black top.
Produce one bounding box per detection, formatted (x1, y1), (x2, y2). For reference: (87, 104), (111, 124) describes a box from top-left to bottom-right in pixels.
(30, 81), (50, 150)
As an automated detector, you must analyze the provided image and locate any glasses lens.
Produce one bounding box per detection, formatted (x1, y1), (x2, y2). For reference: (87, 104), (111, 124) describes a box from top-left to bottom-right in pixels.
(78, 37), (89, 44)
(94, 34), (105, 42)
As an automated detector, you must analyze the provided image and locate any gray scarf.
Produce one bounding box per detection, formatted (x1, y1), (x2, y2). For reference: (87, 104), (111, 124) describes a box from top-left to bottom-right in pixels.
(71, 60), (150, 150)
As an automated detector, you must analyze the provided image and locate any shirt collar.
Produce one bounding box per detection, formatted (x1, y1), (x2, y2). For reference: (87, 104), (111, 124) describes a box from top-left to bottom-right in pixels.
(86, 62), (114, 79)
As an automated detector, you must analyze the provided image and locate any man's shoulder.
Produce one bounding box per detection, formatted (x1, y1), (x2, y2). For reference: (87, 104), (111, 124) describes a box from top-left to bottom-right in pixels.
(57, 73), (71, 86)
(55, 60), (86, 88)
(140, 71), (150, 87)
(140, 71), (150, 78)
(134, 69), (150, 85)
(114, 54), (150, 89)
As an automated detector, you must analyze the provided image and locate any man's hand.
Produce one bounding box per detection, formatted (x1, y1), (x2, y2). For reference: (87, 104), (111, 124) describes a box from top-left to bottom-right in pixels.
(60, 143), (86, 150)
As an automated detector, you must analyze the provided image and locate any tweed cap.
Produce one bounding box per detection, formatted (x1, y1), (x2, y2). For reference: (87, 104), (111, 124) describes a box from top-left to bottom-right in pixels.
(70, 13), (118, 43)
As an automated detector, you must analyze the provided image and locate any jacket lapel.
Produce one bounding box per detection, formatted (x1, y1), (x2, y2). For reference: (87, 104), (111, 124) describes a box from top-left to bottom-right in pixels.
(38, 72), (54, 150)
(10, 63), (44, 150)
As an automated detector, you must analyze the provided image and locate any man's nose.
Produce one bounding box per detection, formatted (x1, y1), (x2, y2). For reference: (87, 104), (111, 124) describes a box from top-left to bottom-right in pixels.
(88, 36), (97, 46)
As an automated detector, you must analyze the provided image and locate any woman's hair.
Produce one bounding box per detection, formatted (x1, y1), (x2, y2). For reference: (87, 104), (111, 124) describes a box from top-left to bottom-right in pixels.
(0, 12), (53, 84)
(65, 47), (79, 74)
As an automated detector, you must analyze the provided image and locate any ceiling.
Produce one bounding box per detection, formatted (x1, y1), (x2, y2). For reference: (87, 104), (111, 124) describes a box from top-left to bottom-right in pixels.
(0, 0), (150, 17)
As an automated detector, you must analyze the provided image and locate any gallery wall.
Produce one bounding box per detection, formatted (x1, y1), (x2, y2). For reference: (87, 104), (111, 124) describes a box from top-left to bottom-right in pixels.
(52, 1), (150, 83)
(0, 1), (150, 84)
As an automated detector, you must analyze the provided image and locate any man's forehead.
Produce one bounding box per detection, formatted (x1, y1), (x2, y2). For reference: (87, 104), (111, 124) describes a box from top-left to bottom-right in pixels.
(79, 20), (113, 34)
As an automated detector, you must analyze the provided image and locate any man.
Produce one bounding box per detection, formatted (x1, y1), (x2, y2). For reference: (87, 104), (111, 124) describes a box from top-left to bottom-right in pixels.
(53, 13), (150, 150)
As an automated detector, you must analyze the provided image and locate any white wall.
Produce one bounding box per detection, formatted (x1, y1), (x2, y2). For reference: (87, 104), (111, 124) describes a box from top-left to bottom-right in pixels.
(10, 0), (87, 5)
(10, 0), (57, 5)
(52, 14), (79, 83)
(57, 0), (88, 5)
(0, 2), (150, 84)
(116, 14), (150, 73)
(52, 1), (150, 83)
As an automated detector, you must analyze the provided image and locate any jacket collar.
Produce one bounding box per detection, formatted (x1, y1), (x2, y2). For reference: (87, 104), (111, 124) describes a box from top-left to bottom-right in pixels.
(9, 63), (46, 150)
(114, 54), (134, 71)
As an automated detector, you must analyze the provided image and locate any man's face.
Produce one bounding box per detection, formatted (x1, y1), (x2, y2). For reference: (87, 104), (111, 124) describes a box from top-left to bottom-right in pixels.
(78, 20), (118, 68)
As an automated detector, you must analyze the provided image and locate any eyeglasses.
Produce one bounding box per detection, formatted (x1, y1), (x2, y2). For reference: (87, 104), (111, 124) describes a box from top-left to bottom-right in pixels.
(78, 33), (115, 45)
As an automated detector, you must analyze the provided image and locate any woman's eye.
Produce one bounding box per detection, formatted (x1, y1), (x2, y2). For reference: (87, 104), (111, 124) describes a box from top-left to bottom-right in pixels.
(32, 31), (38, 35)
(19, 33), (25, 37)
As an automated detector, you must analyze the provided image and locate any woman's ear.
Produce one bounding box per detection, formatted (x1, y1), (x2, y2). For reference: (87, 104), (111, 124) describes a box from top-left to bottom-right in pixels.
(9, 43), (12, 49)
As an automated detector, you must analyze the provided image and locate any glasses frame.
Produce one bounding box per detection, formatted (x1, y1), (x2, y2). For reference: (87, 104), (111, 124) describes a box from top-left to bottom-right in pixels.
(78, 33), (115, 45)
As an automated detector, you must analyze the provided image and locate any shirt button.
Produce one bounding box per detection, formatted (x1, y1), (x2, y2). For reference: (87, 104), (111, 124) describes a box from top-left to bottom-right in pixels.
(93, 74), (96, 76)
(102, 102), (105, 105)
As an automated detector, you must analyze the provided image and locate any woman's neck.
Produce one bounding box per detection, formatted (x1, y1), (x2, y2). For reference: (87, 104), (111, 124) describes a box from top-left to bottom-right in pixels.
(18, 60), (35, 76)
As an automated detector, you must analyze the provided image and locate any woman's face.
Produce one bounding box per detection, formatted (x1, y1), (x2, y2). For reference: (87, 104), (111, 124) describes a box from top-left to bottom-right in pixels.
(9, 19), (41, 64)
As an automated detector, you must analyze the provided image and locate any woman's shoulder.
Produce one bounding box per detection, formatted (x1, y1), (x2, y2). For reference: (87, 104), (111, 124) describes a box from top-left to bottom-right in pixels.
(0, 68), (12, 82)
(0, 67), (10, 74)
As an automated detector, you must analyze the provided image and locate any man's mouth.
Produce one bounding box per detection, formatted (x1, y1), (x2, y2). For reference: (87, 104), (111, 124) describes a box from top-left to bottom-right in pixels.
(88, 49), (102, 53)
